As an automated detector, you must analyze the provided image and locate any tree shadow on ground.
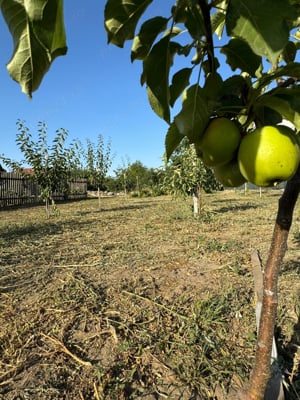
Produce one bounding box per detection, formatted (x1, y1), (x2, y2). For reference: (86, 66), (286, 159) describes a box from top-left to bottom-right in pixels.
(276, 312), (300, 399)
(75, 203), (153, 216)
(281, 260), (300, 275)
(214, 204), (260, 213)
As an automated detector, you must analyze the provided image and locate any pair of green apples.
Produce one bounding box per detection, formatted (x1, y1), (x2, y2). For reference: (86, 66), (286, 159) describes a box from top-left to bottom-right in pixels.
(195, 118), (300, 187)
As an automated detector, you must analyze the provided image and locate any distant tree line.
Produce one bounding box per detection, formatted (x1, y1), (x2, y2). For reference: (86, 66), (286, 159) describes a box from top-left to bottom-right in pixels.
(0, 121), (224, 214)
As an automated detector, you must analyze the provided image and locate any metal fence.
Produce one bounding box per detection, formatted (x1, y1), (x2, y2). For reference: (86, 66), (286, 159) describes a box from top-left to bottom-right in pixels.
(0, 172), (87, 207)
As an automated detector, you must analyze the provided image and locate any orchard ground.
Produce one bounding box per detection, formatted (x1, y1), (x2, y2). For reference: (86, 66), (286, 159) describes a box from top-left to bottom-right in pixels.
(0, 191), (299, 400)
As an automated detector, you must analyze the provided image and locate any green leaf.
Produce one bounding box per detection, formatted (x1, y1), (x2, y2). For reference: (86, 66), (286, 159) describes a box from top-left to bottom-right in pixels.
(174, 85), (210, 143)
(254, 106), (283, 126)
(257, 62), (300, 90)
(282, 41), (297, 63)
(226, 0), (297, 65)
(184, 3), (205, 40)
(221, 38), (261, 77)
(169, 68), (193, 107)
(143, 36), (173, 122)
(211, 1), (228, 39)
(131, 16), (168, 61)
(1, 0), (67, 97)
(165, 122), (185, 160)
(214, 75), (249, 116)
(255, 89), (300, 129)
(203, 72), (223, 100)
(104, 0), (153, 47)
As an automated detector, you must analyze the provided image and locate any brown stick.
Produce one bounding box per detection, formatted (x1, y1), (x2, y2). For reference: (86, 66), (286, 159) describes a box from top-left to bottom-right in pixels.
(239, 165), (300, 400)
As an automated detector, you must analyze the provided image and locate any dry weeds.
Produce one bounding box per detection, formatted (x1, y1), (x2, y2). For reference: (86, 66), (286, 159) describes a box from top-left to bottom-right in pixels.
(0, 191), (299, 399)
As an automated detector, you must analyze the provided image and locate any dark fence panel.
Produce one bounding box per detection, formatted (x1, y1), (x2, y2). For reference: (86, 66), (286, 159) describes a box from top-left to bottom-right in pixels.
(0, 172), (87, 208)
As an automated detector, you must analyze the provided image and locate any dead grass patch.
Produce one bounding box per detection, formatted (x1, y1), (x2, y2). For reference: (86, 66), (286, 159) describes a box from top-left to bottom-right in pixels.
(0, 192), (299, 399)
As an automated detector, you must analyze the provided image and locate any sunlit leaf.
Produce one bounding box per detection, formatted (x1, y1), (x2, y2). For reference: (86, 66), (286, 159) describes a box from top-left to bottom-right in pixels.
(1, 0), (67, 97)
(221, 38), (261, 77)
(104, 0), (153, 47)
(211, 6), (227, 39)
(226, 0), (297, 65)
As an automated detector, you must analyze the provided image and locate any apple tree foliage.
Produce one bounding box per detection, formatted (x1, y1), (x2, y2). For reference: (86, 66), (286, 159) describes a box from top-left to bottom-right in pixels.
(163, 139), (222, 214)
(84, 134), (112, 209)
(104, 0), (300, 159)
(1, 0), (300, 398)
(0, 121), (80, 218)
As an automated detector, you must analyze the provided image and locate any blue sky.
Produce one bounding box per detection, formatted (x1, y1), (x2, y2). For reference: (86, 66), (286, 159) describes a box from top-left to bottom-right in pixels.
(0, 1), (179, 175)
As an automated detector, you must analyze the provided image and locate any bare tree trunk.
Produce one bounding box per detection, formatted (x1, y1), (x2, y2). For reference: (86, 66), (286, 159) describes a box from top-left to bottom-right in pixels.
(193, 184), (202, 217)
(45, 197), (50, 219)
(235, 166), (300, 400)
(97, 186), (101, 210)
(192, 188), (199, 217)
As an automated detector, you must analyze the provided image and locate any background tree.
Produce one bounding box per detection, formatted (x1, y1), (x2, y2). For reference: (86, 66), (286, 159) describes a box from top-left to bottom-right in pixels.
(84, 134), (112, 209)
(0, 120), (80, 218)
(112, 160), (163, 196)
(163, 139), (222, 216)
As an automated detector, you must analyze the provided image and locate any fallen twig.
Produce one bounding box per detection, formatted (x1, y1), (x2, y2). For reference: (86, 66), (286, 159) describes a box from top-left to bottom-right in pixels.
(41, 333), (92, 367)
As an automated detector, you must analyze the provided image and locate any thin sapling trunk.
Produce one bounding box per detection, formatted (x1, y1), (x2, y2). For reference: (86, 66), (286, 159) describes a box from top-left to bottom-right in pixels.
(237, 166), (300, 399)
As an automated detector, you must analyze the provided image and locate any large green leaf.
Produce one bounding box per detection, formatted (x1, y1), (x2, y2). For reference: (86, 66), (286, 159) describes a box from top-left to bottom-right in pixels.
(174, 85), (210, 143)
(1, 0), (67, 97)
(221, 38), (261, 77)
(226, 0), (297, 65)
(104, 0), (153, 47)
(131, 16), (168, 61)
(183, 2), (205, 40)
(142, 36), (175, 122)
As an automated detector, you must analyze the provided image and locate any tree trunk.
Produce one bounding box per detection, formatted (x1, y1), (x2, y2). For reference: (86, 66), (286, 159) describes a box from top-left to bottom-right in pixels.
(237, 166), (300, 400)
(193, 185), (202, 217)
(45, 197), (50, 219)
(97, 186), (101, 210)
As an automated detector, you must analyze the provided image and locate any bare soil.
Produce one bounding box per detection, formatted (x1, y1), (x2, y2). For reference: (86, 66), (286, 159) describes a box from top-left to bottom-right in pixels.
(0, 191), (299, 399)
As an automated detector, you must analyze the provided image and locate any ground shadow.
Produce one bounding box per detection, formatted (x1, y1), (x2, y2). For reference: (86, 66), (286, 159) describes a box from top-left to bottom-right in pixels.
(281, 260), (300, 275)
(214, 204), (260, 213)
(276, 312), (300, 399)
(75, 203), (153, 216)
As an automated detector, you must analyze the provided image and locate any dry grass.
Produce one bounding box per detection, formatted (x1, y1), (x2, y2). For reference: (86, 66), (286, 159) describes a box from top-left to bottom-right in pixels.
(0, 191), (299, 399)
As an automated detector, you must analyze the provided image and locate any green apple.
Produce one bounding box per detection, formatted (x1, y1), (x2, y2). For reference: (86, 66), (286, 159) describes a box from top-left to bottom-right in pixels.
(214, 159), (247, 187)
(238, 125), (300, 187)
(197, 118), (241, 167)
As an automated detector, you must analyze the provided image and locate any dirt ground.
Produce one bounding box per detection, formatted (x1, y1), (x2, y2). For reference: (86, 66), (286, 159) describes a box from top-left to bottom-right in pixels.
(0, 191), (299, 399)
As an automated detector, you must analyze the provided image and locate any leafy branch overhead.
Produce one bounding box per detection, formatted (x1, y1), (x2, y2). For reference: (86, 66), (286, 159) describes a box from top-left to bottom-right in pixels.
(104, 0), (300, 158)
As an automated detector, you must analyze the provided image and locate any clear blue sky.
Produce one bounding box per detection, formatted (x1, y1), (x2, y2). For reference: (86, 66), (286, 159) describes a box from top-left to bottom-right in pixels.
(0, 1), (180, 175)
